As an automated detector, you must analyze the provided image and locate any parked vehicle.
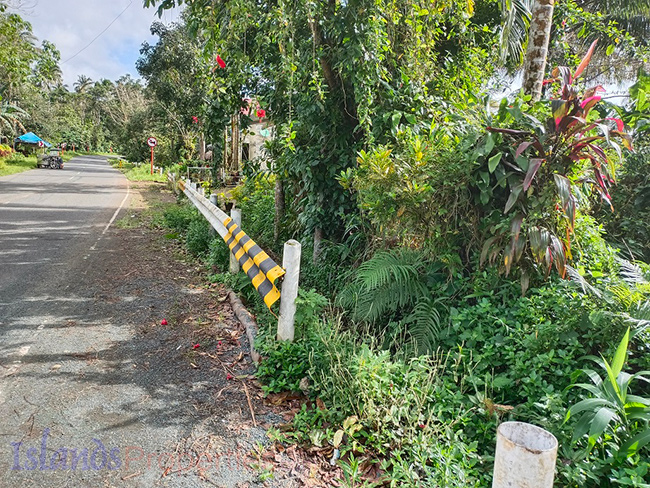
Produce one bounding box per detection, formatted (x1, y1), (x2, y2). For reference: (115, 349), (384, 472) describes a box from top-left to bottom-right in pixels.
(37, 149), (64, 169)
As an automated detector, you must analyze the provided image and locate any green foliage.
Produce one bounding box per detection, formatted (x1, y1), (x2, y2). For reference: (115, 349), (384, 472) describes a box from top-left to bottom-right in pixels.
(564, 328), (650, 485)
(0, 142), (11, 157)
(229, 175), (276, 250)
(163, 203), (196, 233)
(338, 248), (452, 355)
(475, 47), (633, 285)
(256, 339), (313, 395)
(0, 152), (36, 176)
(136, 21), (209, 163)
(290, 321), (484, 487)
(146, 0), (500, 237)
(601, 146), (650, 262)
(256, 289), (329, 394)
(185, 218), (212, 257)
(207, 238), (230, 271)
(112, 160), (167, 182)
(338, 249), (429, 323)
(339, 125), (478, 252)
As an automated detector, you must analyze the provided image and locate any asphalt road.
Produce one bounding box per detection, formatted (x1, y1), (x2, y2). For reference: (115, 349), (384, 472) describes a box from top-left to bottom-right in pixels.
(0, 157), (268, 487)
(0, 156), (130, 329)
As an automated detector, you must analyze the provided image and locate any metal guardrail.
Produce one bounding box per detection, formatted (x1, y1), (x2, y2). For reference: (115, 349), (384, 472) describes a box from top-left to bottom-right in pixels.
(168, 173), (301, 341)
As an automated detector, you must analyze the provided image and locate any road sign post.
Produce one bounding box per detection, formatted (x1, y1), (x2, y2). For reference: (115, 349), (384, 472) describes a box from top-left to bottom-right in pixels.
(147, 137), (158, 175)
(61, 142), (66, 158)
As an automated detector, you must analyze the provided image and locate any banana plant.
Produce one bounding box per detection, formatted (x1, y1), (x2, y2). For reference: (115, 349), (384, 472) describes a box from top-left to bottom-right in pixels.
(566, 327), (650, 461)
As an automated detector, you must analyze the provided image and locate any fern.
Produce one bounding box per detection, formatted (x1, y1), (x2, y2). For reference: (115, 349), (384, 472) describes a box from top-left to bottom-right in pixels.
(403, 297), (448, 356)
(338, 249), (429, 324)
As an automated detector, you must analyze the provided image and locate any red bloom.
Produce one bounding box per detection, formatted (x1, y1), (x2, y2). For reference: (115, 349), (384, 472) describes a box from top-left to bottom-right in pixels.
(161, 319), (168, 325)
(418, 423), (426, 429)
(192, 116), (198, 124)
(256, 108), (266, 119)
(193, 344), (200, 349)
(216, 55), (226, 69)
(226, 373), (233, 380)
(217, 341), (222, 347)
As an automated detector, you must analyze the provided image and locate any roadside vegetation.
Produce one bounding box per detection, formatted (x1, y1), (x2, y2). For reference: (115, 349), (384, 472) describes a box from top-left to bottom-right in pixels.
(2, 0), (649, 485)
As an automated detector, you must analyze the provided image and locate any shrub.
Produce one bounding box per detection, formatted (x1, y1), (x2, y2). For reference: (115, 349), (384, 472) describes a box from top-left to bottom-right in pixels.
(0, 143), (13, 158)
(163, 204), (196, 233)
(208, 238), (230, 271)
(185, 218), (212, 256)
(600, 146), (650, 262)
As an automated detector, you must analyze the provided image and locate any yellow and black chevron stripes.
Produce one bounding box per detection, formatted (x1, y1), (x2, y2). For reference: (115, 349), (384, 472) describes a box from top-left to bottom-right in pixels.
(223, 217), (285, 309)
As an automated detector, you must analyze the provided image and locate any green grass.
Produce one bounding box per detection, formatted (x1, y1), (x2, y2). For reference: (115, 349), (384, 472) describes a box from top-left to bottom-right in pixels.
(0, 155), (37, 177)
(110, 160), (167, 182)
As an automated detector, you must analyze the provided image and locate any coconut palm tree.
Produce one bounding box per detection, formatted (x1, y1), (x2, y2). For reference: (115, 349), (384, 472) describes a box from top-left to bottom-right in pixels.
(0, 96), (27, 142)
(521, 0), (555, 100)
(502, 0), (650, 98)
(73, 75), (93, 94)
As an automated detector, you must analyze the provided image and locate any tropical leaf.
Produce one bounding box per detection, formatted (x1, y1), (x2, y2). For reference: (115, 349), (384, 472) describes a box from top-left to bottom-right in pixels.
(504, 183), (523, 213)
(619, 429), (650, 457)
(498, 0), (533, 67)
(588, 407), (617, 443)
(523, 158), (543, 190)
(611, 328), (630, 379)
(573, 39), (598, 79)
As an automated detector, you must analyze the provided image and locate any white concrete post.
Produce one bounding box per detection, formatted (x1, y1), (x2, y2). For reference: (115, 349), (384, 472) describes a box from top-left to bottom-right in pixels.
(277, 240), (301, 341)
(493, 422), (558, 488)
(229, 208), (242, 274)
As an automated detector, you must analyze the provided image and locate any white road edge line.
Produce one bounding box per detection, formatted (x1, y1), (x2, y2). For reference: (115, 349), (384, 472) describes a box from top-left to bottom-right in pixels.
(102, 182), (131, 235)
(89, 179), (131, 252)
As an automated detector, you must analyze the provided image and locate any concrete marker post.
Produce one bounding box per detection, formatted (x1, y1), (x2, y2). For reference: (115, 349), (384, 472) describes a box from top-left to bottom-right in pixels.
(277, 240), (301, 341)
(492, 421), (558, 488)
(229, 209), (242, 274)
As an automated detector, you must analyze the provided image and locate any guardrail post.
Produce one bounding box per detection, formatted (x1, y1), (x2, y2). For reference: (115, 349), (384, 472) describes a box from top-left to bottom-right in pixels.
(229, 209), (242, 274)
(277, 240), (301, 341)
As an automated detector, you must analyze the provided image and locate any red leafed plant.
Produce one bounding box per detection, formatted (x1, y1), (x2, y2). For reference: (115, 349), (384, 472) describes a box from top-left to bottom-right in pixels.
(476, 40), (632, 290)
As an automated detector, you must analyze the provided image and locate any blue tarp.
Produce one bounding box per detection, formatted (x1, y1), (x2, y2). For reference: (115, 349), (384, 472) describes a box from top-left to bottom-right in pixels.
(15, 132), (52, 147)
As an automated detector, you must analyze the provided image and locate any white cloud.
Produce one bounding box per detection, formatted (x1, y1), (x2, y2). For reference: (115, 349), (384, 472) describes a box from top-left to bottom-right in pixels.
(9, 0), (183, 87)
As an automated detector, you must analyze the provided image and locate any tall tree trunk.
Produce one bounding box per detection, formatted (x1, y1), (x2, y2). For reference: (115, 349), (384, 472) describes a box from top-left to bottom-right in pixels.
(522, 0), (555, 101)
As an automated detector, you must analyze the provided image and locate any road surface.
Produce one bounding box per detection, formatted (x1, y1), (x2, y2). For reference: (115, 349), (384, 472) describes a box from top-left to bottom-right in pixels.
(0, 157), (269, 487)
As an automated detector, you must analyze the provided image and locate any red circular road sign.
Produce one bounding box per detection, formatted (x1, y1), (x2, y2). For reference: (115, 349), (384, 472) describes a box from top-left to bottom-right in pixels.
(147, 137), (158, 148)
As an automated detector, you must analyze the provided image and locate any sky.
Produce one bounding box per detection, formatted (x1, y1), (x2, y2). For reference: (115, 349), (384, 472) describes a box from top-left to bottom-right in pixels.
(8, 0), (183, 87)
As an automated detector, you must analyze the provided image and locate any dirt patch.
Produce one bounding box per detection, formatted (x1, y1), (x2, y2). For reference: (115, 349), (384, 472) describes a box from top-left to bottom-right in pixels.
(106, 181), (352, 487)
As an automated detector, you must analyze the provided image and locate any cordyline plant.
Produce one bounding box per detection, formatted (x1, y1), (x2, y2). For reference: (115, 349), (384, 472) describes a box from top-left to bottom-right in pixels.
(477, 40), (633, 291)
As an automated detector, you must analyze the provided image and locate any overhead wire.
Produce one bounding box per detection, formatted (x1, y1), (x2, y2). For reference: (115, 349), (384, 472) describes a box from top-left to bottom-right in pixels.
(61, 1), (133, 65)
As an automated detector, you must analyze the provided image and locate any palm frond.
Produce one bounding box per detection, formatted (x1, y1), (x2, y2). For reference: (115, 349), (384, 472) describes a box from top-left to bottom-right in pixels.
(625, 301), (650, 331)
(499, 0), (533, 67)
(566, 265), (605, 299)
(617, 258), (650, 287)
(579, 0), (650, 19)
